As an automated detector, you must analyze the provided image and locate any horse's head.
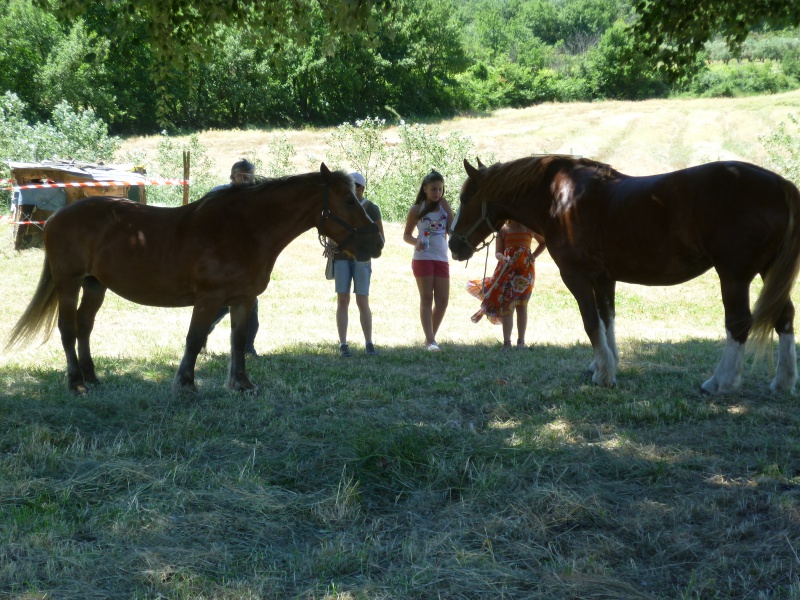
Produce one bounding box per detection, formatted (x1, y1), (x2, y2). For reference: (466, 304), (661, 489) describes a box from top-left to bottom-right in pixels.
(449, 158), (504, 261)
(318, 163), (384, 261)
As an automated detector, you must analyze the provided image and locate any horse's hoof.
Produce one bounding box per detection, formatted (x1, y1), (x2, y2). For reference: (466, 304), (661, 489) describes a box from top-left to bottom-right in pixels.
(172, 379), (199, 396)
(225, 379), (258, 395)
(70, 384), (88, 395)
(770, 379), (796, 395)
(701, 377), (739, 396)
(591, 371), (616, 387)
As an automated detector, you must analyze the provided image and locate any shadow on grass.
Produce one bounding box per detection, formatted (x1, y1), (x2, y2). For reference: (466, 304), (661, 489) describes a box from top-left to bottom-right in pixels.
(1, 338), (798, 598)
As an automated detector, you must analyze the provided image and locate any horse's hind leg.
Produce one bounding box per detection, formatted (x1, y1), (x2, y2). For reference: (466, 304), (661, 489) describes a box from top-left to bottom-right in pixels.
(771, 299), (797, 394)
(561, 274), (616, 386)
(56, 277), (86, 393)
(226, 300), (258, 394)
(76, 277), (107, 385)
(702, 277), (751, 395)
(594, 279), (619, 367)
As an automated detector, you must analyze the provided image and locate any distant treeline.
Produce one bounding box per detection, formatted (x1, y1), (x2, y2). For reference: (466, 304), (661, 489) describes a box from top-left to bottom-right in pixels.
(1, 0), (799, 135)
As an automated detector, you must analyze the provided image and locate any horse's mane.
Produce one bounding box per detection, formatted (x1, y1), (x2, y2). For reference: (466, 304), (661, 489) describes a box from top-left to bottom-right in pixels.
(194, 169), (351, 210)
(479, 154), (619, 204)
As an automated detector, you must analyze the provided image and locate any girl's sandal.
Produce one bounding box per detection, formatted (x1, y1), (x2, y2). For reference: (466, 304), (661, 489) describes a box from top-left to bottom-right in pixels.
(501, 341), (512, 351)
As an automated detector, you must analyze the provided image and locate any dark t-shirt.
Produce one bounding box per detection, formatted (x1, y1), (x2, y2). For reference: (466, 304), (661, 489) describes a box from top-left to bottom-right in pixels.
(333, 199), (381, 261)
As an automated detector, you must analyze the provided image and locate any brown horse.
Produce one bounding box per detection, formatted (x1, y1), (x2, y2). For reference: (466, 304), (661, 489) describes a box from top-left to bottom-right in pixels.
(450, 156), (800, 395)
(6, 164), (384, 394)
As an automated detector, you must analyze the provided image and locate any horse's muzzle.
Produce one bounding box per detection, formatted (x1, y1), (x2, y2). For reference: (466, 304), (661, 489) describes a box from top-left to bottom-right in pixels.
(354, 223), (383, 260)
(448, 236), (474, 261)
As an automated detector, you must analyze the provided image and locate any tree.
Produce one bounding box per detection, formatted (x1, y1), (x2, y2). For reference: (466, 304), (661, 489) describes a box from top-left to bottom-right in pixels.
(33, 0), (399, 124)
(582, 20), (668, 100)
(36, 19), (118, 124)
(0, 0), (61, 120)
(632, 0), (800, 76)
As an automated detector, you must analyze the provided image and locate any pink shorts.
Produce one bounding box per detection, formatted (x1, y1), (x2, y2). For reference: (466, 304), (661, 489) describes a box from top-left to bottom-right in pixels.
(412, 260), (450, 278)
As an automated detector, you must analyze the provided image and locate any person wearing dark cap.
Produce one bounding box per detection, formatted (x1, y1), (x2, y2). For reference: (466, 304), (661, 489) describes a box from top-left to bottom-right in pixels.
(206, 159), (260, 355)
(333, 172), (384, 357)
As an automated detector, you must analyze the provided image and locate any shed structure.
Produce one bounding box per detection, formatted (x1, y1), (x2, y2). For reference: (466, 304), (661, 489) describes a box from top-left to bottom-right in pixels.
(6, 159), (149, 250)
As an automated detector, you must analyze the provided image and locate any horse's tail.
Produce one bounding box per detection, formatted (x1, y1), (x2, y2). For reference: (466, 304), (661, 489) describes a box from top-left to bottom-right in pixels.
(4, 257), (59, 351)
(750, 178), (800, 355)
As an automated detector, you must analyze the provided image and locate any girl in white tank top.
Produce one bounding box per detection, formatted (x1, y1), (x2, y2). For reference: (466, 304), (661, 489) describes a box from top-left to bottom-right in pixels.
(402, 170), (454, 351)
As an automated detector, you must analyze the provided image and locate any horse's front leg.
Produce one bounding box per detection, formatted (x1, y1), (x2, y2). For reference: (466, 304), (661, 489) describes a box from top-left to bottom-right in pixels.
(702, 276), (751, 395)
(174, 303), (218, 394)
(562, 274), (616, 386)
(226, 300), (258, 394)
(76, 277), (107, 386)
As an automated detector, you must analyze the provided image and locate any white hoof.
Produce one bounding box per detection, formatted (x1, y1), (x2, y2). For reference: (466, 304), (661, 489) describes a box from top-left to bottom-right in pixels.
(592, 369), (616, 387)
(770, 377), (796, 395)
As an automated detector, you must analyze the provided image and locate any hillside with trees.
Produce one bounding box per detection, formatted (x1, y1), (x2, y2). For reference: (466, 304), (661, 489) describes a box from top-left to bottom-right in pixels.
(1, 0), (799, 134)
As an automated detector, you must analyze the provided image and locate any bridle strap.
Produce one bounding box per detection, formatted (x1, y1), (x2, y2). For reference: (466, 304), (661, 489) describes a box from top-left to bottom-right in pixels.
(451, 200), (496, 254)
(317, 183), (380, 255)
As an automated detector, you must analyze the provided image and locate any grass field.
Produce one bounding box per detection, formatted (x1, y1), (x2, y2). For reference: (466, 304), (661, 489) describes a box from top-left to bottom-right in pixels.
(2, 95), (800, 599)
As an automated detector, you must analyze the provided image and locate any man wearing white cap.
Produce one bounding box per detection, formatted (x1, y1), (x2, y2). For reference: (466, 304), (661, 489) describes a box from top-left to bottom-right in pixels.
(333, 172), (384, 357)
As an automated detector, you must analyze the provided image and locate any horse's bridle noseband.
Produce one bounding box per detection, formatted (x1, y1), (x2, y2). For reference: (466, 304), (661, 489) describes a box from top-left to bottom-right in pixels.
(450, 200), (497, 254)
(317, 184), (380, 255)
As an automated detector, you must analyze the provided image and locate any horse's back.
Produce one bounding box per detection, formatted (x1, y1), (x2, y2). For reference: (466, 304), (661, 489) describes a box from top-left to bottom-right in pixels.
(579, 161), (796, 284)
(44, 196), (205, 304)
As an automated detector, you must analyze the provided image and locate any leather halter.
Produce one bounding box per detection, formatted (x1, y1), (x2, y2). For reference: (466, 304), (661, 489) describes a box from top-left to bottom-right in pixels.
(317, 183), (380, 252)
(450, 199), (497, 254)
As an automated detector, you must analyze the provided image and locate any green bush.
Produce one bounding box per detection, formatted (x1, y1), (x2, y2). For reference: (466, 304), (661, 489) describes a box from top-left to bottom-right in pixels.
(376, 121), (484, 222)
(0, 92), (120, 173)
(263, 135), (296, 178)
(0, 92), (120, 214)
(319, 117), (490, 222)
(782, 47), (800, 80)
(117, 132), (216, 206)
(690, 62), (797, 97)
(759, 113), (800, 186)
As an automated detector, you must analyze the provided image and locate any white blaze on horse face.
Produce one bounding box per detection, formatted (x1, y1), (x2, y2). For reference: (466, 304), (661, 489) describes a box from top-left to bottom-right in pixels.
(702, 330), (744, 395)
(452, 205), (461, 232)
(771, 332), (798, 394)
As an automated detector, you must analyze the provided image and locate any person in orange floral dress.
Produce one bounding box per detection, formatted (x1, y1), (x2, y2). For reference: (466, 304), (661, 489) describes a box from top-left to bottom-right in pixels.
(467, 220), (546, 349)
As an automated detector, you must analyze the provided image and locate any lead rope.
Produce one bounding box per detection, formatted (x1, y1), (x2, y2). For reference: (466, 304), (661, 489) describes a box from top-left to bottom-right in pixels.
(319, 233), (336, 258)
(480, 233), (497, 295)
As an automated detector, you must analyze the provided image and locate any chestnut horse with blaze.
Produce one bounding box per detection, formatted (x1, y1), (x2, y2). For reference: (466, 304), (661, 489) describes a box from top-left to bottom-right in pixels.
(6, 165), (384, 394)
(450, 156), (800, 395)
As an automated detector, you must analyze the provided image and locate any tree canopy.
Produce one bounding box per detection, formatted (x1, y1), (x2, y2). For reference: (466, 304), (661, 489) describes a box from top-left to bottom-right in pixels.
(633, 0), (800, 75)
(3, 0), (799, 133)
(32, 0), (399, 121)
(36, 0), (397, 60)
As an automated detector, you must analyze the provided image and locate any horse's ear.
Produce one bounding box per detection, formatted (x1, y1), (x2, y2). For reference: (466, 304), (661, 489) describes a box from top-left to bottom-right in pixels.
(464, 159), (482, 181)
(320, 163), (331, 177)
(477, 157), (486, 169)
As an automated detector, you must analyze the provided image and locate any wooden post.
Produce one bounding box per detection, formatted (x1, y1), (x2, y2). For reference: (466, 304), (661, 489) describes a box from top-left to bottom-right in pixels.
(182, 150), (190, 205)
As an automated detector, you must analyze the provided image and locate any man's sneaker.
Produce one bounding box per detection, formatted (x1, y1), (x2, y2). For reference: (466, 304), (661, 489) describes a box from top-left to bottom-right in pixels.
(365, 342), (378, 356)
(339, 343), (352, 358)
